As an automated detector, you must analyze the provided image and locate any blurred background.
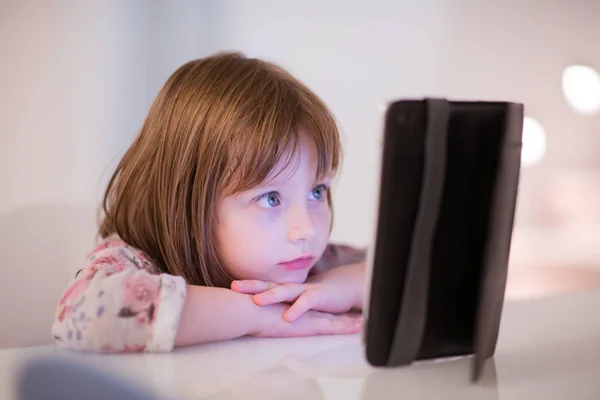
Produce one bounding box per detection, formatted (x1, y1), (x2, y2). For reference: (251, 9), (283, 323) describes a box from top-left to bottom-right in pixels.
(1, 0), (599, 348)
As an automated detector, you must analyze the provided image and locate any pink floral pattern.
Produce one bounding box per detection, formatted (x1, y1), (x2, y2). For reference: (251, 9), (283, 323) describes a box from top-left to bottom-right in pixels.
(56, 277), (92, 323)
(121, 273), (161, 314)
(51, 235), (187, 353)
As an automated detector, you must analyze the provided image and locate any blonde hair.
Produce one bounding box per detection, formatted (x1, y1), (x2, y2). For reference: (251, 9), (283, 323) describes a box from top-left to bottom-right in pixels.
(100, 52), (341, 287)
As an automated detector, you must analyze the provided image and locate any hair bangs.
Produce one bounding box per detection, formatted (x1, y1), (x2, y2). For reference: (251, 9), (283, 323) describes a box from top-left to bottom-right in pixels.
(221, 77), (341, 196)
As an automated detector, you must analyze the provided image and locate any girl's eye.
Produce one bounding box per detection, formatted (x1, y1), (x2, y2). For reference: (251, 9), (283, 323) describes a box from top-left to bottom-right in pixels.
(256, 191), (281, 208)
(309, 184), (329, 201)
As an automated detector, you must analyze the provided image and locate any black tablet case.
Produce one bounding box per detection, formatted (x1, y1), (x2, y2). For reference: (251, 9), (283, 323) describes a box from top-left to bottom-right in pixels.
(364, 98), (523, 382)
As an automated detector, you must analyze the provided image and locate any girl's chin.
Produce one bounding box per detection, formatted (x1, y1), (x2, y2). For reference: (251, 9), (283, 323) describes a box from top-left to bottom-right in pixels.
(271, 270), (312, 285)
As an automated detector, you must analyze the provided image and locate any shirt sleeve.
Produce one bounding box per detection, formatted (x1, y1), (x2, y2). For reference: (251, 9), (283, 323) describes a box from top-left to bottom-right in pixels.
(312, 243), (367, 275)
(51, 238), (187, 353)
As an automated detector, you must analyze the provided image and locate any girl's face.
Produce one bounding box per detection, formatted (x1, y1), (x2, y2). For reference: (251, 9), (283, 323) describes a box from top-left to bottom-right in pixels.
(216, 135), (332, 284)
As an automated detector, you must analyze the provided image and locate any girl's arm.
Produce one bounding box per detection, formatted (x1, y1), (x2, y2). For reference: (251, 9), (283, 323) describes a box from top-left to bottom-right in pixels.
(174, 285), (260, 346)
(174, 242), (368, 345)
(52, 238), (360, 353)
(176, 285), (362, 344)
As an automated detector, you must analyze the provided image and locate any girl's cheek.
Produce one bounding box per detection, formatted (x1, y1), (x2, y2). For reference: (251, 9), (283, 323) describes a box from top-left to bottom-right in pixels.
(251, 206), (282, 226)
(311, 203), (332, 225)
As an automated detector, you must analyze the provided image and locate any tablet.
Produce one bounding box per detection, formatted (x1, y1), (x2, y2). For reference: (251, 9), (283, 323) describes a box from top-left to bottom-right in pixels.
(363, 98), (523, 382)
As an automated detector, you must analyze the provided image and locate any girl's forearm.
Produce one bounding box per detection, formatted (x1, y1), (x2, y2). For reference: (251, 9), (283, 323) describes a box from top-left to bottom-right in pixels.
(174, 285), (262, 347)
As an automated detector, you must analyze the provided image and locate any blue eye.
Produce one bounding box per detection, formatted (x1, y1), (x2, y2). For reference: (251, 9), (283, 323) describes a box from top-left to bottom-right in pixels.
(309, 185), (329, 201)
(256, 191), (281, 208)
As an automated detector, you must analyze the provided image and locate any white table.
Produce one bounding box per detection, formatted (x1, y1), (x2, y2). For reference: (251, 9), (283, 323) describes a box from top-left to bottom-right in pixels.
(2, 290), (600, 399)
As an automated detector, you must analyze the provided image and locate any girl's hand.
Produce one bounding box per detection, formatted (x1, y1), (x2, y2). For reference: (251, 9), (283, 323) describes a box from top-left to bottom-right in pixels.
(252, 303), (363, 338)
(233, 280), (354, 322)
(232, 261), (365, 322)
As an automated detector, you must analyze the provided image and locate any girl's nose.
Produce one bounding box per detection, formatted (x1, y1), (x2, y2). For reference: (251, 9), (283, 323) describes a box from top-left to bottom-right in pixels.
(286, 207), (317, 243)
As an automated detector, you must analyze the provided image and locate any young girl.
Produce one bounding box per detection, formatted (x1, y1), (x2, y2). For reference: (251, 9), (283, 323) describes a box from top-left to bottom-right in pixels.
(52, 52), (367, 353)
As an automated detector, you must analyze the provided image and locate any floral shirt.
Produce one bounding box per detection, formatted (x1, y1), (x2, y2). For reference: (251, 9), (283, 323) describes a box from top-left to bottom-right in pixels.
(51, 235), (366, 353)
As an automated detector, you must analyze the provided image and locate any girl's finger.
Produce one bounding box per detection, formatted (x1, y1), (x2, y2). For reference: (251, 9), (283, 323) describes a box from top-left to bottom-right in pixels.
(253, 283), (306, 306)
(231, 280), (278, 294)
(284, 291), (320, 321)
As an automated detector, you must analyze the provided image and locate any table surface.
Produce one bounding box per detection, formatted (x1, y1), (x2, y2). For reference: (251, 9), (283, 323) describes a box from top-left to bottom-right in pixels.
(2, 290), (600, 400)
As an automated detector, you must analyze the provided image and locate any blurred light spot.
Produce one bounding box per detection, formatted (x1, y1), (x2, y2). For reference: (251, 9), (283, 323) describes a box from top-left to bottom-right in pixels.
(522, 116), (547, 167)
(562, 65), (600, 114)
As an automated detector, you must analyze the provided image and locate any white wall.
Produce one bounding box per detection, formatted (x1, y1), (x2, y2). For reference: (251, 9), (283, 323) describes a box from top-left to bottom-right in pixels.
(2, 0), (599, 348)
(0, 1), (151, 348)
